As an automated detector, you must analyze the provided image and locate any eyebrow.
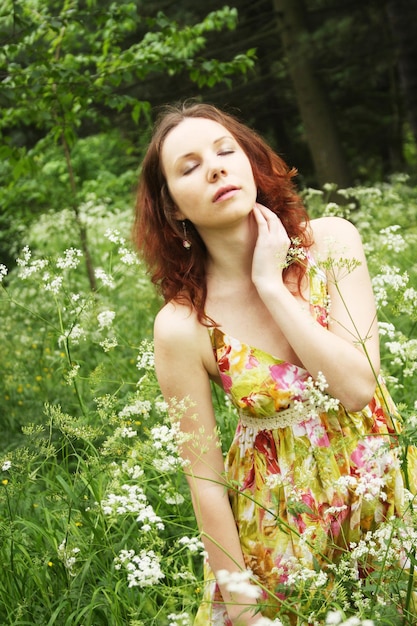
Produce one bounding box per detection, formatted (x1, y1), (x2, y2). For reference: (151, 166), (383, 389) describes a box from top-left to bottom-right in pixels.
(174, 135), (234, 164)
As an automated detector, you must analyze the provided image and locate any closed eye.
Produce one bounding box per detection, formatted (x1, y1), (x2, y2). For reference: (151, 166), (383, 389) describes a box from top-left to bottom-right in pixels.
(182, 148), (234, 175)
(183, 163), (199, 175)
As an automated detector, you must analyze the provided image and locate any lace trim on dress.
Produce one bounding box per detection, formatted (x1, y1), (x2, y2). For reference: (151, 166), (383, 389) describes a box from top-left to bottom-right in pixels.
(238, 402), (318, 431)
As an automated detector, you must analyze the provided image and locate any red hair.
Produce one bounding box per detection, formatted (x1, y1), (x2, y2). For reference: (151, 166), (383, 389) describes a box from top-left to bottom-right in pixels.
(133, 102), (311, 324)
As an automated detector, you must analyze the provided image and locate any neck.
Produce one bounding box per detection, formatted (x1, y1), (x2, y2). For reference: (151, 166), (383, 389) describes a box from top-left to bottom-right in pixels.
(200, 216), (257, 283)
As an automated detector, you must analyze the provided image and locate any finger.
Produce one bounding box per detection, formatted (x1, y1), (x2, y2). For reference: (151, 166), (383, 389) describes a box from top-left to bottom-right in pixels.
(252, 205), (269, 229)
(254, 204), (283, 227)
(253, 207), (284, 239)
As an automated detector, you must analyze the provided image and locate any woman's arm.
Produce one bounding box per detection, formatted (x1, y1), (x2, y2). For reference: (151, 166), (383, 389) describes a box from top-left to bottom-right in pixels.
(154, 303), (262, 625)
(252, 209), (380, 411)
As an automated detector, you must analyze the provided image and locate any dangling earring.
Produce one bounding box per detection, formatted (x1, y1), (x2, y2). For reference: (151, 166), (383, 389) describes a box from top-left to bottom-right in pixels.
(182, 221), (191, 249)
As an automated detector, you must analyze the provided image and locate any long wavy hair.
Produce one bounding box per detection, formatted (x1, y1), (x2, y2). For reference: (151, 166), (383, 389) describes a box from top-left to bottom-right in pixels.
(133, 102), (312, 324)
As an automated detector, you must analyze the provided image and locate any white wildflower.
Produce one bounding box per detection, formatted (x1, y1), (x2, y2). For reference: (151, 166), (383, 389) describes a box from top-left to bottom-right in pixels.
(43, 274), (64, 294)
(158, 482), (185, 505)
(378, 224), (406, 252)
(1, 460), (11, 472)
(378, 321), (396, 339)
(161, 490), (185, 506)
(153, 454), (184, 473)
(295, 371), (339, 418)
(172, 570), (198, 583)
(167, 612), (191, 626)
(0, 264), (8, 283)
(97, 309), (116, 330)
(281, 237), (307, 268)
(385, 338), (417, 376)
(56, 248), (82, 269)
(59, 324), (86, 346)
(114, 548), (164, 587)
(95, 268), (115, 289)
(150, 422), (187, 471)
(99, 337), (118, 352)
(101, 484), (164, 530)
(18, 257), (49, 279)
(284, 561), (328, 588)
(16, 245), (31, 266)
(372, 265), (409, 307)
(119, 245), (138, 265)
(403, 287), (417, 311)
(326, 612), (344, 625)
(65, 364), (80, 384)
(334, 435), (392, 502)
(216, 569), (262, 599)
(325, 504), (348, 516)
(118, 399), (152, 420)
(120, 426), (137, 438)
(123, 463), (144, 480)
(407, 414), (417, 428)
(104, 228), (122, 244)
(155, 400), (168, 414)
(137, 341), (155, 370)
(178, 536), (205, 554)
(57, 539), (80, 576)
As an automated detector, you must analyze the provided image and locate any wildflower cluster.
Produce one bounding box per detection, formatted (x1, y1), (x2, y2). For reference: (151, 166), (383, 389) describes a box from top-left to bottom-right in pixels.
(281, 237), (307, 269)
(16, 245), (83, 295)
(114, 549), (165, 588)
(295, 371), (340, 419)
(104, 228), (140, 267)
(0, 263), (8, 283)
(57, 539), (81, 577)
(101, 484), (164, 531)
(216, 569), (262, 599)
(325, 612), (373, 626)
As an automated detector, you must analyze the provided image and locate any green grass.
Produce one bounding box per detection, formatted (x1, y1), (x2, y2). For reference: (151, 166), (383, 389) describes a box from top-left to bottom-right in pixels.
(0, 176), (416, 625)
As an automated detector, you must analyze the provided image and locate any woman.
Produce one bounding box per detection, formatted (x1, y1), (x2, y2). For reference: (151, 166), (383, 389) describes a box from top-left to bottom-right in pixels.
(134, 102), (416, 625)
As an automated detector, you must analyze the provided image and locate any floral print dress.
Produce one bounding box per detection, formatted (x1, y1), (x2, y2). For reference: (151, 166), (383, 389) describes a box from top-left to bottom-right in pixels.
(193, 254), (417, 625)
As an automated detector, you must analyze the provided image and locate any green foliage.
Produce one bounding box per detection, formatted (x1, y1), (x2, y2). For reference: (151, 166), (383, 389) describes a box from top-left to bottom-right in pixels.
(0, 0), (255, 279)
(0, 1), (254, 158)
(0, 177), (416, 624)
(304, 175), (417, 409)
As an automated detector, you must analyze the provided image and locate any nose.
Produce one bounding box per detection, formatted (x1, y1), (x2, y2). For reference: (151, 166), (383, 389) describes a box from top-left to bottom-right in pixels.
(207, 159), (227, 182)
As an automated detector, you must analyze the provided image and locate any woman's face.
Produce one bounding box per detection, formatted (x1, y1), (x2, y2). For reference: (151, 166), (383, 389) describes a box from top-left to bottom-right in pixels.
(161, 117), (257, 234)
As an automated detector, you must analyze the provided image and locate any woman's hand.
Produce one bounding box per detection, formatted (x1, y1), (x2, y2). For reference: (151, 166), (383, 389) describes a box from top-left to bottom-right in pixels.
(251, 204), (290, 294)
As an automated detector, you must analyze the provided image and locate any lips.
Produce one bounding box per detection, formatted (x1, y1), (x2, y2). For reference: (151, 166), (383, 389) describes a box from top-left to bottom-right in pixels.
(212, 185), (240, 203)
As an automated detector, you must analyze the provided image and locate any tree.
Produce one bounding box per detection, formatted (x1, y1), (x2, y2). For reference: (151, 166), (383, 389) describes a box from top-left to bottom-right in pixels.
(272, 0), (351, 187)
(156, 0), (417, 185)
(386, 0), (417, 145)
(0, 0), (255, 280)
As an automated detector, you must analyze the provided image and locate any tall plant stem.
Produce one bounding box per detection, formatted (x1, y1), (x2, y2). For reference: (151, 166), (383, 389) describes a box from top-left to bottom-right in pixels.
(52, 16), (97, 293)
(60, 134), (97, 293)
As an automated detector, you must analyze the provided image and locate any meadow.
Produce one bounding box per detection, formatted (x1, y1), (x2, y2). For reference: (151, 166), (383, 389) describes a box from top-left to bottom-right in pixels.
(1, 174), (417, 625)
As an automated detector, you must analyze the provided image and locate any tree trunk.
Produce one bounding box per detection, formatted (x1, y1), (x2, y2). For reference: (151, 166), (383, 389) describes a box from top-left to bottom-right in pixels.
(386, 0), (417, 145)
(272, 0), (351, 188)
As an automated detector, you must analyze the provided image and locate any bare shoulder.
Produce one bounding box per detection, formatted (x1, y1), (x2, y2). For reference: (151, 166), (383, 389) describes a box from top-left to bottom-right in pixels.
(154, 300), (216, 375)
(155, 300), (200, 347)
(309, 216), (364, 259)
(309, 215), (361, 240)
